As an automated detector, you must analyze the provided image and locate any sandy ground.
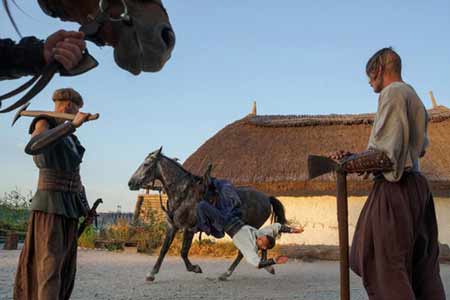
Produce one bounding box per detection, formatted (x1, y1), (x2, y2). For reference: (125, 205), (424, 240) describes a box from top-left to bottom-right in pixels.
(1, 249), (449, 300)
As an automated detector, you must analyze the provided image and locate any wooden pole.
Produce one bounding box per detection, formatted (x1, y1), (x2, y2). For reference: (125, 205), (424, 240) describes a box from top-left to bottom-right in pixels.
(337, 171), (350, 300)
(21, 110), (99, 121)
(3, 231), (19, 250)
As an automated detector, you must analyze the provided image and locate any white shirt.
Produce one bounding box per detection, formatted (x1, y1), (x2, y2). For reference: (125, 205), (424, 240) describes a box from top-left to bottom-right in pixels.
(232, 223), (282, 267)
(368, 82), (429, 182)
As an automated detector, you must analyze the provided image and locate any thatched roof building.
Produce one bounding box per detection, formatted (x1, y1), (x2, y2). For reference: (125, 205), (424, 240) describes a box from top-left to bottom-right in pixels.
(184, 104), (450, 197)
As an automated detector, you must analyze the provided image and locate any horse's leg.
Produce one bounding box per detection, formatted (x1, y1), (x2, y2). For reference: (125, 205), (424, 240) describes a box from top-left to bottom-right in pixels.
(180, 230), (202, 273)
(146, 224), (177, 282)
(219, 251), (243, 280)
(218, 250), (275, 281)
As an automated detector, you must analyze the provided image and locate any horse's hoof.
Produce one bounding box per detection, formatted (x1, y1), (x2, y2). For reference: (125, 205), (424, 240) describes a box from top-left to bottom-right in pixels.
(191, 265), (202, 274)
(145, 273), (155, 282)
(264, 266), (275, 275)
(218, 275), (229, 281)
(218, 271), (231, 281)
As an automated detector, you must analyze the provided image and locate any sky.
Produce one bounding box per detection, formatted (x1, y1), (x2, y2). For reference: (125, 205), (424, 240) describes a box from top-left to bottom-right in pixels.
(1, 1), (450, 212)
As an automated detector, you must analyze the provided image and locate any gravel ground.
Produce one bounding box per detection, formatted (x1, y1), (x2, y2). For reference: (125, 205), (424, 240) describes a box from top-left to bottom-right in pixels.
(1, 249), (449, 300)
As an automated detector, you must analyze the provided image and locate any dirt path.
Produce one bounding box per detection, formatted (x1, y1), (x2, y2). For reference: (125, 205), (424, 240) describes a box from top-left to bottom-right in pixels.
(1, 249), (449, 300)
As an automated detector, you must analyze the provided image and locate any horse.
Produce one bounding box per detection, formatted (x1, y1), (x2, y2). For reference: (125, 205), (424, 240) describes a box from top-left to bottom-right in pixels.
(4, 0), (175, 75)
(128, 147), (288, 281)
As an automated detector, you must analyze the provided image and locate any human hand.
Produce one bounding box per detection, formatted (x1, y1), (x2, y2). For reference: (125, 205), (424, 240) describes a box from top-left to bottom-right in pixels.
(71, 112), (92, 128)
(290, 227), (304, 234)
(274, 256), (289, 264)
(420, 149), (426, 158)
(44, 30), (86, 70)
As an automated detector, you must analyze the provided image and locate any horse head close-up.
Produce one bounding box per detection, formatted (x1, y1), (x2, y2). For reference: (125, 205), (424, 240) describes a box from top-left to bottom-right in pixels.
(37, 0), (175, 74)
(128, 146), (163, 190)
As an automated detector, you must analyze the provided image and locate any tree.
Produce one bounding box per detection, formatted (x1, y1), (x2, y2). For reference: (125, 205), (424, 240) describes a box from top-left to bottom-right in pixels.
(0, 188), (32, 209)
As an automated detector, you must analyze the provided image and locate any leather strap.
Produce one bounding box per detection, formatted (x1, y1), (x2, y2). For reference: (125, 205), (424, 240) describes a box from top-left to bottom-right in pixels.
(0, 51), (98, 114)
(38, 168), (82, 193)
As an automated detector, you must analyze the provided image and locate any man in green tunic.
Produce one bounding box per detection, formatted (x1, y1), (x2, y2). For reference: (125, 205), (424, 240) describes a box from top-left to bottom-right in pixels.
(14, 88), (93, 300)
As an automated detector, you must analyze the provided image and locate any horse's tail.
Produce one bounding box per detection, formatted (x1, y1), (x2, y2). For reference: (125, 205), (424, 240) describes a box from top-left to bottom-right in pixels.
(269, 196), (287, 225)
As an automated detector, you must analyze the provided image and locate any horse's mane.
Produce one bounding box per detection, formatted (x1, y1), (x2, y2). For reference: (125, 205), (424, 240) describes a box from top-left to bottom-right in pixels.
(3, 0), (24, 38)
(161, 153), (201, 181)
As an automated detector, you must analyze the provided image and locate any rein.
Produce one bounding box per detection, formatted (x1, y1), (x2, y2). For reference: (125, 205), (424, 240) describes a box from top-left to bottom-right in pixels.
(0, 0), (167, 114)
(148, 155), (202, 222)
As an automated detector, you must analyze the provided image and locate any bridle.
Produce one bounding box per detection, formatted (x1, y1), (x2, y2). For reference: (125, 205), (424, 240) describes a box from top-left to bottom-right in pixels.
(82, 0), (168, 47)
(146, 153), (195, 194)
(0, 0), (168, 114)
(144, 153), (198, 220)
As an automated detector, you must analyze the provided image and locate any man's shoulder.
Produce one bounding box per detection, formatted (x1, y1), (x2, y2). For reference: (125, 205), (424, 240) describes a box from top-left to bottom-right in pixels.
(380, 82), (411, 105)
(382, 81), (417, 97)
(28, 116), (57, 134)
(382, 82), (423, 107)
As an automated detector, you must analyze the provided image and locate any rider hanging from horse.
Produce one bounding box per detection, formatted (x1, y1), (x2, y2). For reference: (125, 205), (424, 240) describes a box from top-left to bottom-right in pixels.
(195, 176), (304, 269)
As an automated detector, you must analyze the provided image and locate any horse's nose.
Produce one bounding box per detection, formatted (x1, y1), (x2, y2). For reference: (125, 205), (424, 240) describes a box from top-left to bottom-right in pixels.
(160, 25), (175, 49)
(128, 179), (137, 190)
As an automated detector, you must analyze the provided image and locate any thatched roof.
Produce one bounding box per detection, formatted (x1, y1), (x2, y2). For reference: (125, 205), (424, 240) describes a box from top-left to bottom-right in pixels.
(183, 105), (450, 197)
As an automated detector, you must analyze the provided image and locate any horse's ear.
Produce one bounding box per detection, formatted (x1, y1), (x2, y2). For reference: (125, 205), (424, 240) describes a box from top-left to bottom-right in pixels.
(157, 146), (163, 156)
(202, 164), (213, 185)
(204, 164), (213, 177)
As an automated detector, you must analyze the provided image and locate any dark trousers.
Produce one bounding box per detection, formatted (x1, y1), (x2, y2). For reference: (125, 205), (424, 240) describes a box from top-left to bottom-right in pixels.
(196, 201), (226, 238)
(350, 172), (446, 300)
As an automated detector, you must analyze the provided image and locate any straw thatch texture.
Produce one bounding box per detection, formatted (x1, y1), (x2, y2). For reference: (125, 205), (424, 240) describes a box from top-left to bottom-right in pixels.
(183, 106), (450, 196)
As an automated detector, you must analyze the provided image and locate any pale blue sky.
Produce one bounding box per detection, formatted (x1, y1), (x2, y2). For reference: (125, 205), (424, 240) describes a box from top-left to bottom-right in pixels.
(1, 1), (450, 212)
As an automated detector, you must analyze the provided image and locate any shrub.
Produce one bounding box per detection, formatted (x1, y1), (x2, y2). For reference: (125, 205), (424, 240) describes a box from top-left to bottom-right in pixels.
(81, 208), (167, 253)
(78, 224), (96, 248)
(166, 235), (282, 258)
(131, 209), (166, 253)
(166, 236), (238, 258)
(0, 188), (31, 234)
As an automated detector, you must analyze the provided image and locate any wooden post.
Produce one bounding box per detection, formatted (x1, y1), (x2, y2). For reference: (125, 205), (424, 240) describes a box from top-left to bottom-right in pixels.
(3, 231), (19, 250)
(251, 101), (257, 115)
(429, 91), (438, 108)
(336, 172), (350, 300)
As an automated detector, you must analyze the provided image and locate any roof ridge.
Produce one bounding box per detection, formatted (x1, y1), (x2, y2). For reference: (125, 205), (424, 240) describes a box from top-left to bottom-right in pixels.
(247, 107), (450, 128)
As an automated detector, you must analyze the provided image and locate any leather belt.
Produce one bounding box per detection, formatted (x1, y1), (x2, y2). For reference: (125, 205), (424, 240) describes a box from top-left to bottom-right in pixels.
(38, 168), (82, 193)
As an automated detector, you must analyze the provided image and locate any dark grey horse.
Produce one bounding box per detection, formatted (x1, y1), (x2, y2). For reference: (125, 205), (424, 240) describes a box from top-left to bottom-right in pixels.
(128, 147), (287, 281)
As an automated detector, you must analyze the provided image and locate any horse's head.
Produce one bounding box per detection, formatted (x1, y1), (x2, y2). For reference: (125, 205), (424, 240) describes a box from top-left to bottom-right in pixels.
(37, 0), (175, 74)
(128, 146), (163, 190)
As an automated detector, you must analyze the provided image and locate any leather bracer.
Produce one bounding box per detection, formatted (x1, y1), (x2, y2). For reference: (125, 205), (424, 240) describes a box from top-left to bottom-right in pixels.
(258, 258), (276, 269)
(25, 122), (76, 155)
(279, 225), (294, 233)
(340, 149), (393, 174)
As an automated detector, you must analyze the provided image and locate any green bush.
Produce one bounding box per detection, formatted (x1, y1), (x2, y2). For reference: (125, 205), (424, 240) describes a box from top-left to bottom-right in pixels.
(0, 188), (31, 234)
(78, 224), (96, 248)
(77, 208), (167, 253)
(131, 209), (166, 253)
(167, 236), (239, 258)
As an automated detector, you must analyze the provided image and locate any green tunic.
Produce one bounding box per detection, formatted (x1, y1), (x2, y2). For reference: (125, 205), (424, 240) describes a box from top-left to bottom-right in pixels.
(28, 117), (87, 219)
